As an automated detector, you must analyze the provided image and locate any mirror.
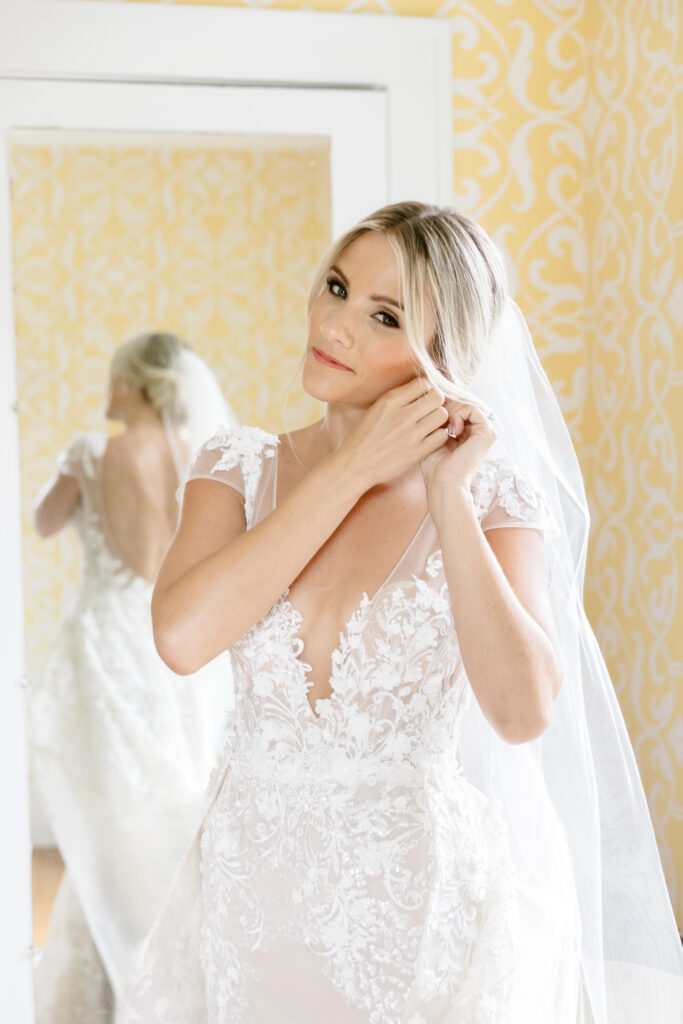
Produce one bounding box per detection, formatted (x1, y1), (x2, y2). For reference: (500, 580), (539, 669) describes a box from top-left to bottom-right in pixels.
(10, 125), (331, 1011)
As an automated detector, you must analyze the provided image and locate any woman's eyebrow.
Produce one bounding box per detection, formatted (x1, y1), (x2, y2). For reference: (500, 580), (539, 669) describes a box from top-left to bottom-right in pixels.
(330, 263), (404, 312)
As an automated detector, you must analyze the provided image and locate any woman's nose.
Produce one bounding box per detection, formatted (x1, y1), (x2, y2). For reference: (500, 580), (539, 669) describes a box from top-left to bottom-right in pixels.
(319, 313), (354, 348)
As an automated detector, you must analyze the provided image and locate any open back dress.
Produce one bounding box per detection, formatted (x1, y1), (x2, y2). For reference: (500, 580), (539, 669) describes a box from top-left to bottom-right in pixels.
(28, 431), (232, 1023)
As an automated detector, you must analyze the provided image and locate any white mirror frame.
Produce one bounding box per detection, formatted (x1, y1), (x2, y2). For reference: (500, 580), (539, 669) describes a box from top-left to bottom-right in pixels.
(0, 3), (452, 1018)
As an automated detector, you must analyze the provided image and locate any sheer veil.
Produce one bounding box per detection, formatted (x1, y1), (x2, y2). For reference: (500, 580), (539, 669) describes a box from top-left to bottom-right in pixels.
(456, 297), (683, 1021)
(163, 348), (239, 484)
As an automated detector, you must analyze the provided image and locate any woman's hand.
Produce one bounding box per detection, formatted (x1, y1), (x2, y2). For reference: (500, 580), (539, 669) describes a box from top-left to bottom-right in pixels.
(335, 377), (450, 491)
(419, 397), (497, 498)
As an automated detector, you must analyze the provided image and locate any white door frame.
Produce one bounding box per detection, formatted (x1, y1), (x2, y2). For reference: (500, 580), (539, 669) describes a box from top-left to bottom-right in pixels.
(0, 1), (453, 202)
(3, 80), (391, 239)
(0, 4), (452, 1019)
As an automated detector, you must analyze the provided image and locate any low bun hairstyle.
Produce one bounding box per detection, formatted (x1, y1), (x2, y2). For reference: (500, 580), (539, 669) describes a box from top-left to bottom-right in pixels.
(111, 331), (191, 423)
(306, 201), (508, 402)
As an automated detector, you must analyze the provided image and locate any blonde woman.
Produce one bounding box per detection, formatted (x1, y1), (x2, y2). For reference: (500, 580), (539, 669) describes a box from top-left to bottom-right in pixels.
(128, 207), (683, 1023)
(28, 333), (236, 1023)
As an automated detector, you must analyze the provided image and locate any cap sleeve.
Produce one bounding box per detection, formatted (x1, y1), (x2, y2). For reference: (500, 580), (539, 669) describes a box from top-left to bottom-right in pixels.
(56, 431), (106, 481)
(179, 424), (280, 529)
(472, 457), (556, 534)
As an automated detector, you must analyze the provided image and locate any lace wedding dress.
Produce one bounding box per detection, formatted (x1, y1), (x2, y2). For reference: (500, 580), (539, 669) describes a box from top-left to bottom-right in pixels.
(28, 431), (232, 1023)
(126, 424), (583, 1024)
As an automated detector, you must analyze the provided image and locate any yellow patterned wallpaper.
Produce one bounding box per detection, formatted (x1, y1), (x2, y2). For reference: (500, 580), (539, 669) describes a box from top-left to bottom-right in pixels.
(11, 130), (330, 679)
(582, 2), (683, 926)
(22, 0), (683, 925)
(452, 0), (683, 933)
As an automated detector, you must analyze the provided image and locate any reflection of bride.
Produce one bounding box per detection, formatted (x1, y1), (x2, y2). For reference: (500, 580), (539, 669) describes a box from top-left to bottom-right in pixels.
(27, 332), (238, 1023)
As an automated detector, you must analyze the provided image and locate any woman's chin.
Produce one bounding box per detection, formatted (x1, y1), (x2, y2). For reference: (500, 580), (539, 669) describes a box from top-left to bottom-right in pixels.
(301, 367), (352, 404)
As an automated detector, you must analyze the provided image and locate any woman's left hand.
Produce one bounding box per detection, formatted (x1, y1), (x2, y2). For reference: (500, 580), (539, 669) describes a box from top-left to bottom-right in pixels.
(420, 397), (497, 496)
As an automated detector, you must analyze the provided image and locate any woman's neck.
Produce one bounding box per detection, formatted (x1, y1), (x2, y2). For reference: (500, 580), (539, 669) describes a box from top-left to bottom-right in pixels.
(314, 402), (368, 455)
(305, 402), (424, 497)
(122, 404), (164, 431)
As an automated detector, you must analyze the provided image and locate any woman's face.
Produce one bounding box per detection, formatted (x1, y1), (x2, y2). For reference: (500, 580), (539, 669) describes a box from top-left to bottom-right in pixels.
(303, 231), (435, 407)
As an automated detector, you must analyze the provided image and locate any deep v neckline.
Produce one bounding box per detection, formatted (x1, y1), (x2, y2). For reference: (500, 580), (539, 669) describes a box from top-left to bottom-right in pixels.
(273, 442), (431, 722)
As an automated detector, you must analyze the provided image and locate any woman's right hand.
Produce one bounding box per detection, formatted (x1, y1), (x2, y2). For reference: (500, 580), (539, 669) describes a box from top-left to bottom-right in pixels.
(336, 377), (451, 491)
(153, 379), (449, 673)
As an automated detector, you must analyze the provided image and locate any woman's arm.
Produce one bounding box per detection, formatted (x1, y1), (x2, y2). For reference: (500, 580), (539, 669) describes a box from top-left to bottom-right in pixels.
(429, 484), (562, 745)
(33, 472), (82, 538)
(153, 380), (449, 675)
(153, 452), (364, 675)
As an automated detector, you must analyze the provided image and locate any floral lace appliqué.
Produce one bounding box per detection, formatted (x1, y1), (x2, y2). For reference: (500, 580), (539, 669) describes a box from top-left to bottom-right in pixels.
(130, 430), (523, 1024)
(196, 562), (516, 1022)
(471, 456), (554, 530)
(201, 424), (279, 528)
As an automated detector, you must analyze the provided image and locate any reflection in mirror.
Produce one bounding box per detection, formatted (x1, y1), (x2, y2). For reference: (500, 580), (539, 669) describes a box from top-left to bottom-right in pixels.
(9, 127), (331, 1017)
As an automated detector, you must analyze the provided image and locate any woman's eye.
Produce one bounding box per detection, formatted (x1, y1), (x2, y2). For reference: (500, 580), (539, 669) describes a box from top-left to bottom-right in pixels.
(374, 311), (399, 329)
(326, 277), (398, 328)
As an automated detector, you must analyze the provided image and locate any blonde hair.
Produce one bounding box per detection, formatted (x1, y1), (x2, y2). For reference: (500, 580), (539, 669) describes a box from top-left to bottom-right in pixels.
(111, 331), (191, 422)
(305, 201), (507, 402)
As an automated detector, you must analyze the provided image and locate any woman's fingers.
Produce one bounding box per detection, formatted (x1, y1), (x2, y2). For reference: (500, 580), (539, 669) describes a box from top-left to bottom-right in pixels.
(418, 405), (450, 437)
(437, 398), (495, 438)
(388, 376), (443, 407)
(418, 425), (450, 457)
(410, 387), (446, 421)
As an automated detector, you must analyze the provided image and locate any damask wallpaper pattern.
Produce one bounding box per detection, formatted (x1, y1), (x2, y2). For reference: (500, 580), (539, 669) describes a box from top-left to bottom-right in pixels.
(21, 0), (682, 925)
(11, 130), (329, 681)
(582, 1), (682, 924)
(445, 2), (682, 931)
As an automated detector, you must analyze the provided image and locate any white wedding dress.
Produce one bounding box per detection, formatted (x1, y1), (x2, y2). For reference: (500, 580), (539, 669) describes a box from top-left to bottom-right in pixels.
(28, 431), (233, 1023)
(126, 425), (584, 1024)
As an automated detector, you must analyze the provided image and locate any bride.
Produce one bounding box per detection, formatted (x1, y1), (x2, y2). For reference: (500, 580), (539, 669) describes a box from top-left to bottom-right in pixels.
(28, 332), (237, 1023)
(126, 205), (683, 1022)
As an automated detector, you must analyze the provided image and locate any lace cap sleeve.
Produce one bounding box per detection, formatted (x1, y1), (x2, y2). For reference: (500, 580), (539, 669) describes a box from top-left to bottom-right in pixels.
(56, 431), (106, 481)
(472, 457), (557, 534)
(179, 424), (280, 528)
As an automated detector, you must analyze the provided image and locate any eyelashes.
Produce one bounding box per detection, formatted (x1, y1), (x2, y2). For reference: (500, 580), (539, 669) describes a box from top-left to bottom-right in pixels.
(325, 276), (400, 329)
(326, 276), (346, 300)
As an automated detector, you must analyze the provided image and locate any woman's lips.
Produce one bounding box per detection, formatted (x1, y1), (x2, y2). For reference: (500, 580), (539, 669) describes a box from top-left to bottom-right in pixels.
(312, 347), (353, 372)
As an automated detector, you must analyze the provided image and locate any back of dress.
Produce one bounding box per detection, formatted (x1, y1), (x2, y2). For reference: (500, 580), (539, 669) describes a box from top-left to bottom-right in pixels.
(56, 429), (178, 593)
(28, 430), (233, 1018)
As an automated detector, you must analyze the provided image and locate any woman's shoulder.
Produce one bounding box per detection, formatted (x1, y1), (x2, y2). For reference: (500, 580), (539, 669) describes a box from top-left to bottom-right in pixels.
(185, 424), (280, 527)
(204, 423), (280, 454)
(187, 423), (279, 491)
(65, 428), (109, 452)
(200, 423), (280, 472)
(58, 429), (108, 478)
(471, 452), (554, 530)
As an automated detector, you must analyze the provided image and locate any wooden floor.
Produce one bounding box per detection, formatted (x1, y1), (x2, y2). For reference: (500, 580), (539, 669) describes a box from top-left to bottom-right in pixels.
(32, 848), (64, 948)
